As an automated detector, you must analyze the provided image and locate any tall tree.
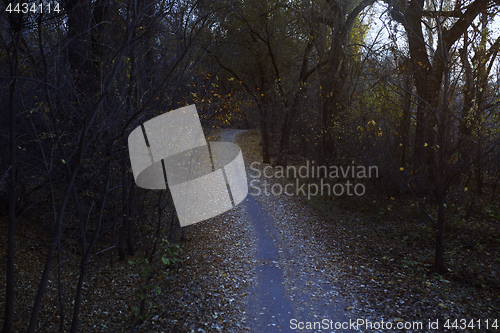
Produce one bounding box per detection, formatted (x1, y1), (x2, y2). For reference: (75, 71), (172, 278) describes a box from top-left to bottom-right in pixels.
(1, 8), (22, 333)
(386, 0), (500, 273)
(312, 0), (376, 164)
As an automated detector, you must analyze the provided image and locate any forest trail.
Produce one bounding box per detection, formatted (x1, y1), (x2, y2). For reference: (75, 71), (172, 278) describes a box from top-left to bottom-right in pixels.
(215, 129), (355, 332)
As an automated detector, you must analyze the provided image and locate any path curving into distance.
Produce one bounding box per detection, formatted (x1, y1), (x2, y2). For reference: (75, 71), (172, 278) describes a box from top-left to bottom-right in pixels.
(217, 129), (356, 332)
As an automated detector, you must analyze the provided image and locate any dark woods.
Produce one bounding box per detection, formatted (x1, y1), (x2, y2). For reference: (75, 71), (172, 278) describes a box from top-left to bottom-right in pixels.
(1, 0), (500, 331)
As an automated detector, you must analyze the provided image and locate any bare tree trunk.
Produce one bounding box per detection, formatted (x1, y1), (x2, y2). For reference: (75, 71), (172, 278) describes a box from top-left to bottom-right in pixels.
(64, 0), (96, 95)
(473, 10), (489, 196)
(255, 57), (272, 165)
(118, 168), (129, 261)
(70, 148), (113, 332)
(27, 40), (129, 330)
(57, 237), (65, 333)
(119, 168), (136, 260)
(110, 188), (120, 267)
(168, 207), (177, 242)
(258, 103), (271, 164)
(68, 186), (87, 253)
(435, 127), (446, 273)
(435, 81), (448, 275)
(127, 185), (136, 256)
(2, 27), (21, 333)
(476, 138), (483, 194)
(317, 0), (375, 164)
(403, 0), (491, 194)
(149, 190), (166, 261)
(276, 78), (311, 168)
(399, 60), (413, 168)
(434, 196), (445, 273)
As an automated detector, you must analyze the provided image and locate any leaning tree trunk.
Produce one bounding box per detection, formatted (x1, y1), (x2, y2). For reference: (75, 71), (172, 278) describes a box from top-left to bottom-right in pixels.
(70, 146), (113, 332)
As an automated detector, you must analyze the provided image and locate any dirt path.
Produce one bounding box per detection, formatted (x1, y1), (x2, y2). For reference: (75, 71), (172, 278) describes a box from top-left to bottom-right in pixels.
(243, 192), (357, 332)
(244, 195), (296, 331)
(215, 129), (356, 332)
(104, 128), (374, 332)
(147, 129), (362, 332)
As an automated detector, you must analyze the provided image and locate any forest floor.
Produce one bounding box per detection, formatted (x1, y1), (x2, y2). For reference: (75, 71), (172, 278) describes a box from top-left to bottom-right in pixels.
(229, 129), (499, 333)
(145, 128), (499, 332)
(1, 128), (498, 332)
